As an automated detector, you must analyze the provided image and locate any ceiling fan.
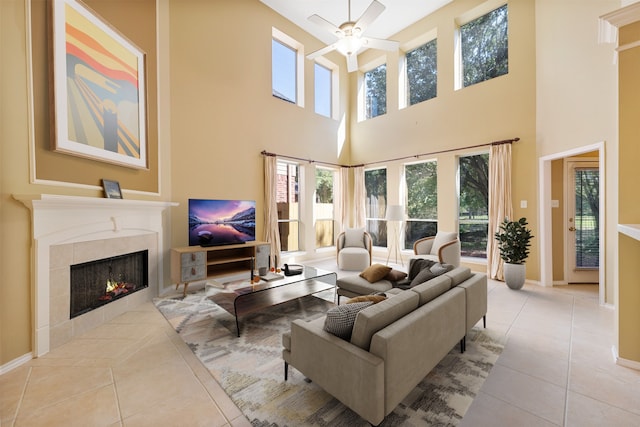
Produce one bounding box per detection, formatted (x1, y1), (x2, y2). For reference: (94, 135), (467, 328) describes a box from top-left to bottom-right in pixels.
(306, 0), (399, 72)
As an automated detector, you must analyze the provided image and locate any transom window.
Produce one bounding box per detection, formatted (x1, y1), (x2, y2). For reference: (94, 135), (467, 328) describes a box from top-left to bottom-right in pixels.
(405, 39), (437, 107)
(272, 28), (304, 106)
(458, 153), (489, 258)
(314, 63), (332, 118)
(404, 161), (438, 250)
(458, 4), (508, 88)
(364, 64), (387, 119)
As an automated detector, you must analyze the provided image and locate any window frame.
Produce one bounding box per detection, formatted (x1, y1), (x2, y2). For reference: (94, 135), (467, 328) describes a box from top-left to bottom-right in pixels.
(457, 152), (490, 259)
(400, 30), (438, 110)
(272, 27), (304, 107)
(403, 160), (438, 250)
(313, 57), (338, 119)
(276, 160), (301, 253)
(314, 166), (336, 249)
(454, 1), (508, 90)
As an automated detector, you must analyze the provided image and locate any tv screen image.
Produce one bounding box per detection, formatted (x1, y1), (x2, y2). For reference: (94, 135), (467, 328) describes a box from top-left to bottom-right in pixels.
(188, 199), (256, 247)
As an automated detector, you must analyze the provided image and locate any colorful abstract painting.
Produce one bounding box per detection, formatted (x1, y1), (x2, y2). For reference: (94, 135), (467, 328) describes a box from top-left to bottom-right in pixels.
(50, 0), (147, 169)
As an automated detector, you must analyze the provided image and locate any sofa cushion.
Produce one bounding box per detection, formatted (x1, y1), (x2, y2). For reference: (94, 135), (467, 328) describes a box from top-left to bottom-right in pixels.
(360, 264), (392, 283)
(344, 227), (366, 248)
(385, 269), (408, 281)
(347, 295), (387, 304)
(337, 275), (393, 295)
(444, 267), (472, 288)
(323, 301), (373, 340)
(410, 275), (452, 305)
(350, 291), (420, 350)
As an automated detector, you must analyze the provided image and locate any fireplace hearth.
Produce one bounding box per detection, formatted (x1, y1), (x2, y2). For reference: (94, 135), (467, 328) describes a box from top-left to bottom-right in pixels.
(70, 250), (149, 318)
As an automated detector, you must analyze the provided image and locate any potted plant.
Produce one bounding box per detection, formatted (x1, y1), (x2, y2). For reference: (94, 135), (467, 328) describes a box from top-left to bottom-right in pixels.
(494, 217), (534, 290)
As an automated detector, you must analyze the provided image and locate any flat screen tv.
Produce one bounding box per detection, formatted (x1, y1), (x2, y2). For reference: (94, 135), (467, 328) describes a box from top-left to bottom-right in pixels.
(188, 199), (256, 247)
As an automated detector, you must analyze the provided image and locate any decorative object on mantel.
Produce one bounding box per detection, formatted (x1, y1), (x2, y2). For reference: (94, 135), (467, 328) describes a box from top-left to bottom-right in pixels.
(494, 217), (534, 290)
(101, 179), (122, 199)
(50, 0), (148, 169)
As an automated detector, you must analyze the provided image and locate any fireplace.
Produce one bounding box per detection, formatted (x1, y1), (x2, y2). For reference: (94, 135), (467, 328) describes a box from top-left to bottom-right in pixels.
(14, 194), (176, 357)
(70, 250), (149, 318)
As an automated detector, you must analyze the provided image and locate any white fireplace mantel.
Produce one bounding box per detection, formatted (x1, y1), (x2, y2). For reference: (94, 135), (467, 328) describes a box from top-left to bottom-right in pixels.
(13, 194), (177, 357)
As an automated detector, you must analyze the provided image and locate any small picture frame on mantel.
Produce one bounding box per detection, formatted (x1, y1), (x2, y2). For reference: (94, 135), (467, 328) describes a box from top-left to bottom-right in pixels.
(102, 179), (123, 199)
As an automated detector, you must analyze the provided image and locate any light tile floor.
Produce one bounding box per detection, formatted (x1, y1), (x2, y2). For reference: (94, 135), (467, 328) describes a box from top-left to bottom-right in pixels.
(1, 261), (639, 426)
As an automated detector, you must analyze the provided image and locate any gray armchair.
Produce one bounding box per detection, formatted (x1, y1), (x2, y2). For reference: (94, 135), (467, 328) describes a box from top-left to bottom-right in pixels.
(336, 228), (372, 271)
(413, 231), (461, 267)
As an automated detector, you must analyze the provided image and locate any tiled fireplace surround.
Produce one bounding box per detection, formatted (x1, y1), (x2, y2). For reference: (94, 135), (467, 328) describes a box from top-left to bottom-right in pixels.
(15, 194), (176, 357)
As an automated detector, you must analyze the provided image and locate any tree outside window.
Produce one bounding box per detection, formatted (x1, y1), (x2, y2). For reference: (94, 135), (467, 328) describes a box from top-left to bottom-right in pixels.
(458, 153), (489, 257)
(404, 161), (438, 249)
(460, 4), (508, 87)
(365, 168), (387, 246)
(406, 39), (437, 106)
(364, 64), (387, 119)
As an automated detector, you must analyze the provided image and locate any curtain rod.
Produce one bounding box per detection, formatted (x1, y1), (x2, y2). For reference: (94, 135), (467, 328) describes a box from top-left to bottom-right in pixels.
(261, 137), (520, 168)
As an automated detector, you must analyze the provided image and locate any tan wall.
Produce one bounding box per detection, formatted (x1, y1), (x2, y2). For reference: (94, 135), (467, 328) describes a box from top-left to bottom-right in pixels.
(350, 0), (538, 278)
(167, 0), (350, 257)
(618, 19), (640, 362)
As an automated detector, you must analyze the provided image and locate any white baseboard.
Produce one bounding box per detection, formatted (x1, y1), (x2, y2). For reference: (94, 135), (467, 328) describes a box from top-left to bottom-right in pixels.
(612, 346), (640, 371)
(0, 353), (33, 375)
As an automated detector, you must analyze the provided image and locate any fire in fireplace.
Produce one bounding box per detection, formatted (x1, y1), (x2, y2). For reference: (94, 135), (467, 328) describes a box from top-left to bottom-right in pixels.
(70, 250), (149, 318)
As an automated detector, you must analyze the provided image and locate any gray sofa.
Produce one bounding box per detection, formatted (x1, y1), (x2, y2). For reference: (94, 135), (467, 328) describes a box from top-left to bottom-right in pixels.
(281, 267), (487, 426)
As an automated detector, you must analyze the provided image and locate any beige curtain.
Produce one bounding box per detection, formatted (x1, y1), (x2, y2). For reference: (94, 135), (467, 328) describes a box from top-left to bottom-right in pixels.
(353, 166), (366, 228)
(263, 155), (281, 267)
(336, 167), (350, 231)
(488, 143), (513, 280)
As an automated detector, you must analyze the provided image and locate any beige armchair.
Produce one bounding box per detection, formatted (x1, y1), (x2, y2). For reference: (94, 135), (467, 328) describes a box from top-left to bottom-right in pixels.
(413, 231), (461, 267)
(336, 228), (372, 271)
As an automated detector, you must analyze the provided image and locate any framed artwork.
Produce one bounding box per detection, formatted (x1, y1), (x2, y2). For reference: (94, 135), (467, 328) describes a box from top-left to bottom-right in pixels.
(50, 0), (148, 169)
(102, 179), (123, 199)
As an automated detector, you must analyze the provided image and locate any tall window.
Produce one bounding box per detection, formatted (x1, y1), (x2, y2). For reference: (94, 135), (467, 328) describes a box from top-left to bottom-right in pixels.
(314, 168), (335, 248)
(459, 4), (508, 88)
(364, 64), (387, 119)
(458, 153), (489, 258)
(314, 63), (332, 118)
(404, 161), (438, 250)
(405, 39), (437, 106)
(365, 168), (387, 246)
(276, 161), (299, 252)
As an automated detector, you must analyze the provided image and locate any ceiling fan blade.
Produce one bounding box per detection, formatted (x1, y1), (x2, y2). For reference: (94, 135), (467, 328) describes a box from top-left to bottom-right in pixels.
(355, 0), (385, 33)
(308, 14), (342, 37)
(307, 43), (338, 60)
(347, 54), (358, 73)
(362, 37), (399, 51)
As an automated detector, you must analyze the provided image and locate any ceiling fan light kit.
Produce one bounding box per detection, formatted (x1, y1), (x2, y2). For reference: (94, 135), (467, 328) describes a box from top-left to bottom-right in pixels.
(306, 0), (399, 72)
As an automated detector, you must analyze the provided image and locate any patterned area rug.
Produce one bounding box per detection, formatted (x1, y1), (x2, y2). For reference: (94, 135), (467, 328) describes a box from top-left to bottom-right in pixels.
(153, 288), (503, 426)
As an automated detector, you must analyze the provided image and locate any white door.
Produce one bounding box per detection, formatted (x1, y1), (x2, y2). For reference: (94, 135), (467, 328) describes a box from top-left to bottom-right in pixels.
(566, 160), (599, 284)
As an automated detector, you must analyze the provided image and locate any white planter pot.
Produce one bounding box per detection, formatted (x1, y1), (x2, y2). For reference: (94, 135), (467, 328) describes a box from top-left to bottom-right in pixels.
(504, 263), (526, 290)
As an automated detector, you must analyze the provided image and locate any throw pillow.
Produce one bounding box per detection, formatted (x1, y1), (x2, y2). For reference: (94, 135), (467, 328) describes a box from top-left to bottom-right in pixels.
(347, 295), (387, 304)
(344, 228), (366, 249)
(384, 269), (408, 281)
(323, 302), (373, 340)
(360, 264), (392, 283)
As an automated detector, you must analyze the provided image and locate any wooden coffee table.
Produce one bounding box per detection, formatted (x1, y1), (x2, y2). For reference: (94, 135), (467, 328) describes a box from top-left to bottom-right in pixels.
(207, 266), (336, 336)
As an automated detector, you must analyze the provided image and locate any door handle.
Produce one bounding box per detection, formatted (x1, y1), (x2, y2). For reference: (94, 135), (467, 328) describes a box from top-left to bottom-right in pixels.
(568, 226), (576, 232)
